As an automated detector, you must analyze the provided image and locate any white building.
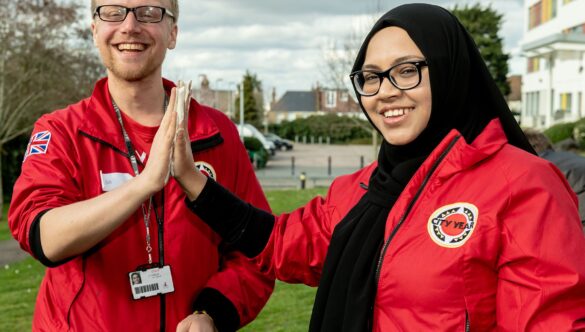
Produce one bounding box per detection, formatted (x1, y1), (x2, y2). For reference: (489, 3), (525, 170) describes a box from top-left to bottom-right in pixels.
(520, 0), (585, 128)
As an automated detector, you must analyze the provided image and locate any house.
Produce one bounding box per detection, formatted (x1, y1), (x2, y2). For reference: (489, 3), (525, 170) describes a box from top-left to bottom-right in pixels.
(268, 85), (362, 124)
(191, 75), (237, 119)
(506, 75), (522, 122)
(520, 0), (585, 128)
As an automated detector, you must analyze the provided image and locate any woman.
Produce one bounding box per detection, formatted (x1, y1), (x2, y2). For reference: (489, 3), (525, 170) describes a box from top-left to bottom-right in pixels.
(173, 4), (585, 331)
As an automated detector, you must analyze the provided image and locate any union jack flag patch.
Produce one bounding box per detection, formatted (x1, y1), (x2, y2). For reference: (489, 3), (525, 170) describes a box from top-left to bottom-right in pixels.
(24, 130), (52, 160)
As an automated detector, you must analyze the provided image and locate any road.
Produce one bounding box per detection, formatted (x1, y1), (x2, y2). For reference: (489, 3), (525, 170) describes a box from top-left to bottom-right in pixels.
(255, 143), (377, 188)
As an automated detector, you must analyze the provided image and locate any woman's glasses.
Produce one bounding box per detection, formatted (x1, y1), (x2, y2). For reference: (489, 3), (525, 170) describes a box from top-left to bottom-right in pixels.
(350, 60), (428, 96)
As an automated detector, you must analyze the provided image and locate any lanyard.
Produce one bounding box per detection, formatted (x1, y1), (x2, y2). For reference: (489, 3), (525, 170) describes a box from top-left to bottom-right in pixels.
(112, 94), (168, 265)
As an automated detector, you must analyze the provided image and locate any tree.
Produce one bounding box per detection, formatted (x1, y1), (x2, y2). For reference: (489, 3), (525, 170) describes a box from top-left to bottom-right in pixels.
(0, 0), (103, 218)
(320, 30), (362, 91)
(320, 3), (511, 97)
(234, 71), (264, 129)
(320, 0), (385, 90)
(451, 4), (510, 96)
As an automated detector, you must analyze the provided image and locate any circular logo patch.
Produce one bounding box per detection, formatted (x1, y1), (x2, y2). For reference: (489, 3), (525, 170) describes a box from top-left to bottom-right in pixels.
(194, 161), (216, 180)
(427, 202), (478, 248)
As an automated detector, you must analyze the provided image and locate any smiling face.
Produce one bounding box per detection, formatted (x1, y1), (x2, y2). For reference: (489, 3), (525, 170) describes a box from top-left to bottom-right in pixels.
(91, 0), (177, 82)
(360, 27), (432, 146)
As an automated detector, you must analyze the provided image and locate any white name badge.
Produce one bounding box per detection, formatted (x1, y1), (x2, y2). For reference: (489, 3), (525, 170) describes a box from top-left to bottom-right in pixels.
(100, 171), (133, 192)
(129, 265), (175, 300)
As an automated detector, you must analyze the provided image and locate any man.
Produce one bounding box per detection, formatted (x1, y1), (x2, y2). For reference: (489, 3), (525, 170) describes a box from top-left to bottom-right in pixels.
(524, 128), (585, 230)
(8, 1), (273, 331)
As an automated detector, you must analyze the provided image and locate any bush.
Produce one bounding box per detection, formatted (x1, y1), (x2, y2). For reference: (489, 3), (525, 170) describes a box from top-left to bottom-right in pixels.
(2, 134), (29, 201)
(243, 136), (263, 151)
(573, 118), (585, 148)
(544, 122), (575, 144)
(273, 114), (371, 144)
(243, 137), (268, 168)
(248, 149), (268, 168)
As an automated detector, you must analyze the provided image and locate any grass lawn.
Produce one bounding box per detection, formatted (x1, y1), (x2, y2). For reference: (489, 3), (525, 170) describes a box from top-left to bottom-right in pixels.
(0, 188), (327, 331)
(0, 258), (44, 331)
(1, 204), (11, 241)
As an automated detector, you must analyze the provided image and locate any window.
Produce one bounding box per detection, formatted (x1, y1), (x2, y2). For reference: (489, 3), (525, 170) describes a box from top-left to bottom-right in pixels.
(528, 2), (542, 29)
(563, 23), (585, 34)
(340, 92), (349, 102)
(578, 92), (583, 117)
(550, 0), (557, 20)
(326, 91), (337, 108)
(560, 92), (572, 112)
(527, 57), (540, 73)
(526, 91), (540, 117)
(528, 0), (557, 29)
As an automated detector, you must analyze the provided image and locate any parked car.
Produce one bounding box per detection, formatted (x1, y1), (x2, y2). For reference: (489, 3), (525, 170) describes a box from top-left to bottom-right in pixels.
(237, 124), (276, 155)
(265, 133), (294, 151)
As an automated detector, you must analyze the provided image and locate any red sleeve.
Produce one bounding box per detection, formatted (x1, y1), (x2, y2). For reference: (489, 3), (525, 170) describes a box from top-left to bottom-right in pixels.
(252, 178), (341, 287)
(201, 115), (275, 327)
(8, 114), (82, 255)
(497, 161), (585, 330)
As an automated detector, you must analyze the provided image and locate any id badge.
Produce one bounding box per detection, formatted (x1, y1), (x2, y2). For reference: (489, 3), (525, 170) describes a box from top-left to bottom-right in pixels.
(129, 265), (175, 300)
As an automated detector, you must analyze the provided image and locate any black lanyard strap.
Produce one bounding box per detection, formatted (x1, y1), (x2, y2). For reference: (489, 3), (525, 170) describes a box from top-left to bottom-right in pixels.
(111, 94), (169, 264)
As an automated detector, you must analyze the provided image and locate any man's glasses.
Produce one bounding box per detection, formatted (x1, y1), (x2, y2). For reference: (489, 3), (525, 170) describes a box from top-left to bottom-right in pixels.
(350, 60), (428, 96)
(94, 5), (175, 23)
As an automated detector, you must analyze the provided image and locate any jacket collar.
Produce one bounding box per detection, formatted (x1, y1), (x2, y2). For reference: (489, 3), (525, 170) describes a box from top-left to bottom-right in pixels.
(79, 77), (221, 153)
(422, 118), (508, 181)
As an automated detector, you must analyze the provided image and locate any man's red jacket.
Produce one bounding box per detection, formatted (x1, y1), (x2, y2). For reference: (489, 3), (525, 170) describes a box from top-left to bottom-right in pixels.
(9, 78), (274, 331)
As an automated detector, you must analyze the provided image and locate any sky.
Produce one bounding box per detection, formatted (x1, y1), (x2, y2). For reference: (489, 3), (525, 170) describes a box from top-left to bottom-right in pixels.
(89, 0), (527, 101)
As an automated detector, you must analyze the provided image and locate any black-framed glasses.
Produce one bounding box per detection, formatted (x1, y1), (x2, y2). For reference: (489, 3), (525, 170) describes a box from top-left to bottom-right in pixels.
(350, 60), (428, 96)
(94, 5), (175, 23)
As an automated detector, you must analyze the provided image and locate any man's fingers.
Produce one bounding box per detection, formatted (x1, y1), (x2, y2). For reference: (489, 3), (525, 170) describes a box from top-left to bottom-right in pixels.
(176, 128), (186, 149)
(167, 87), (177, 116)
(159, 88), (178, 145)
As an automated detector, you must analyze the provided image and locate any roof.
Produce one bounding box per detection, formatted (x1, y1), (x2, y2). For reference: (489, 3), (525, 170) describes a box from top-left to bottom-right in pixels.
(522, 33), (585, 55)
(272, 91), (316, 112)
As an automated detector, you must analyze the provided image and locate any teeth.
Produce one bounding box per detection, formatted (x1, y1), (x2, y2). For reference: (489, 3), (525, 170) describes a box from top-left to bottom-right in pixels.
(383, 108), (413, 118)
(117, 43), (145, 51)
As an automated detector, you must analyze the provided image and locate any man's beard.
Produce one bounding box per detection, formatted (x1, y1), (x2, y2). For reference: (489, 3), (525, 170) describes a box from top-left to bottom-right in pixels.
(106, 61), (160, 82)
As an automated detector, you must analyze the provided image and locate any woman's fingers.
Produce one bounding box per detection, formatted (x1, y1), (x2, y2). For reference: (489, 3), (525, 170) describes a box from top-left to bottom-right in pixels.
(183, 91), (191, 132)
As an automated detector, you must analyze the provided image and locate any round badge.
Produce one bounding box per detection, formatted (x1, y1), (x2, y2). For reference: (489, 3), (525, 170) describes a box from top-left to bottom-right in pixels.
(427, 202), (478, 248)
(194, 161), (216, 180)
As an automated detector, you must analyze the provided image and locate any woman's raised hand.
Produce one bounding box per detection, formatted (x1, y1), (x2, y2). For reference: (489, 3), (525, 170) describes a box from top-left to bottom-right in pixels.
(171, 87), (208, 201)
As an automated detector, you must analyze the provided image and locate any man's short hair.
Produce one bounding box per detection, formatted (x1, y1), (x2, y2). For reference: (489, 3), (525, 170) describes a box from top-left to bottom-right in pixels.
(91, 0), (179, 22)
(523, 128), (554, 154)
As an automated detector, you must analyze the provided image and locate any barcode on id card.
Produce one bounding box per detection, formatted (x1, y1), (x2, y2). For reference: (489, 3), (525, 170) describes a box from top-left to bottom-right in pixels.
(135, 283), (159, 294)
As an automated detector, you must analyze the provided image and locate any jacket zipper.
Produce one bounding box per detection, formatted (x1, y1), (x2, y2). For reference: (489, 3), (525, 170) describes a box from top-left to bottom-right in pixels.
(79, 131), (129, 158)
(78, 129), (224, 331)
(370, 136), (461, 317)
(465, 310), (470, 332)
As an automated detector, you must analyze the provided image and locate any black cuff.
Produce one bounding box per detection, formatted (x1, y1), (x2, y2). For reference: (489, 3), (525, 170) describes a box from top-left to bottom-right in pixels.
(29, 209), (72, 268)
(192, 288), (240, 332)
(185, 178), (275, 257)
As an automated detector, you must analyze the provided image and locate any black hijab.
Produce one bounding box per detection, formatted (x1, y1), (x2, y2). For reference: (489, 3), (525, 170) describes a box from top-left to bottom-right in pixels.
(309, 4), (535, 332)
